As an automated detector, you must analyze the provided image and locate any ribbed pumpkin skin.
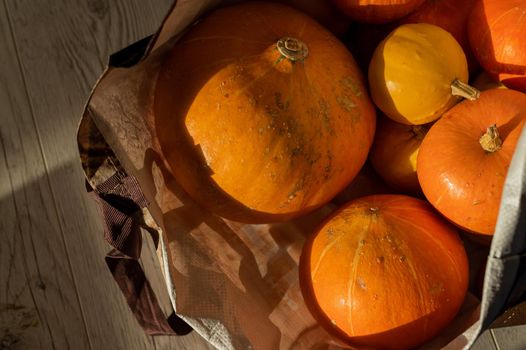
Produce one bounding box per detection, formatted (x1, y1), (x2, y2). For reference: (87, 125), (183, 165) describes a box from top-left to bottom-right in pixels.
(468, 0), (526, 90)
(417, 89), (526, 236)
(154, 2), (376, 223)
(332, 0), (426, 24)
(299, 195), (469, 350)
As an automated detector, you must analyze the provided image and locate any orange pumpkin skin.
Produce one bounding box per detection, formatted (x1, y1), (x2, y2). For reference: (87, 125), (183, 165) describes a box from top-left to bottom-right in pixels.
(299, 195), (469, 350)
(154, 2), (376, 223)
(332, 0), (426, 23)
(401, 0), (478, 73)
(468, 0), (526, 90)
(417, 89), (526, 237)
(370, 116), (429, 195)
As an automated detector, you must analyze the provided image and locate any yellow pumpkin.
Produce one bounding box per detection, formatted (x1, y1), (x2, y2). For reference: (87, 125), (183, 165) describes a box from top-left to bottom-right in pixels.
(368, 23), (479, 125)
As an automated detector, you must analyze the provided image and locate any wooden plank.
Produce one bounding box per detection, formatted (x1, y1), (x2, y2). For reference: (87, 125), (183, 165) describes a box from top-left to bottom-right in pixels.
(0, 1), (90, 348)
(4, 0), (212, 348)
(2, 0), (158, 348)
(471, 330), (498, 350)
(0, 130), (53, 350)
(492, 326), (526, 350)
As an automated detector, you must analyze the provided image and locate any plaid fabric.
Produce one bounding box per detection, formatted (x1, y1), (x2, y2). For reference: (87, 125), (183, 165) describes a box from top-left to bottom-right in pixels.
(80, 115), (191, 336)
(89, 173), (192, 335)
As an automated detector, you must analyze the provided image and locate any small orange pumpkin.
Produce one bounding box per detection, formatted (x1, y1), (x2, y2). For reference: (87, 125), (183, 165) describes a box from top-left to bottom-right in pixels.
(370, 115), (430, 195)
(417, 89), (526, 237)
(154, 2), (376, 223)
(468, 0), (526, 91)
(299, 195), (469, 350)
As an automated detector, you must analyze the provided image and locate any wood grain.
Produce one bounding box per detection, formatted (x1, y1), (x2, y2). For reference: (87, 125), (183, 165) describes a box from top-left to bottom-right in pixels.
(491, 326), (526, 350)
(1, 1), (91, 348)
(471, 331), (498, 350)
(2, 0), (211, 348)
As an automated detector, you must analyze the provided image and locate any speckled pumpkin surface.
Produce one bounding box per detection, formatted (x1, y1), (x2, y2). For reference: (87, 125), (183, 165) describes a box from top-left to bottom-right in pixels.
(154, 1), (376, 223)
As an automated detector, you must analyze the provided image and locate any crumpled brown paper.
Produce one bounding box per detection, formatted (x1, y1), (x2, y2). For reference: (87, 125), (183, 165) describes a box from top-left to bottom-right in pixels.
(78, 1), (526, 349)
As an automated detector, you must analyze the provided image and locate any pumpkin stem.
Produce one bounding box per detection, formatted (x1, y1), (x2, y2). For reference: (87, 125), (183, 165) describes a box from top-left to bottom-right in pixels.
(451, 79), (480, 101)
(411, 124), (430, 140)
(277, 37), (309, 62)
(479, 124), (502, 153)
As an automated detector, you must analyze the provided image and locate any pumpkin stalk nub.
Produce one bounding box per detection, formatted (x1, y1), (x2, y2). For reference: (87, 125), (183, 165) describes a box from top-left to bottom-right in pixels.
(277, 37), (309, 62)
(411, 124), (430, 140)
(479, 124), (502, 152)
(451, 79), (480, 101)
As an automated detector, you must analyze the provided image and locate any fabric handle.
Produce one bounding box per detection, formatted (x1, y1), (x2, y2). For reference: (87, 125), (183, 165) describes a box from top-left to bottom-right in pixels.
(88, 172), (191, 336)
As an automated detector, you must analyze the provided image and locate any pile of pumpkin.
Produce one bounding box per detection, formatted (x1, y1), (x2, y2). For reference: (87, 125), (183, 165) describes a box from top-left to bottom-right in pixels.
(153, 0), (526, 348)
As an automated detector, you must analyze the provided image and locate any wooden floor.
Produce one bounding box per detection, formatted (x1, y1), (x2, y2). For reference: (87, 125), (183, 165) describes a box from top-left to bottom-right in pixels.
(0, 0), (525, 349)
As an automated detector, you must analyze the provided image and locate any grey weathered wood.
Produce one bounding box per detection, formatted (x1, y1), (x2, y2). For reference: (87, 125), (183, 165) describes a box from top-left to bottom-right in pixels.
(2, 0), (211, 348)
(0, 125), (53, 350)
(471, 330), (497, 350)
(491, 326), (526, 350)
(1, 1), (91, 349)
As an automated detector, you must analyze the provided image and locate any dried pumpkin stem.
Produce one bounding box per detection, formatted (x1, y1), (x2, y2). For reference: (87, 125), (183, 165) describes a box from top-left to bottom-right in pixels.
(277, 37), (309, 62)
(451, 79), (480, 101)
(479, 124), (502, 152)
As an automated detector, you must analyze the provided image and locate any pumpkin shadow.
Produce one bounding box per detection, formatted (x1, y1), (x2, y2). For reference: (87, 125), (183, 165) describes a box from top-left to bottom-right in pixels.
(371, 45), (413, 125)
(344, 21), (396, 78)
(497, 110), (526, 140)
(141, 147), (334, 348)
(289, 324), (349, 350)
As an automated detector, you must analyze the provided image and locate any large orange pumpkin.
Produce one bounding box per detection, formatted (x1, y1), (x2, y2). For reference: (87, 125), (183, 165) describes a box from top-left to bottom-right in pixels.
(332, 0), (426, 24)
(468, 0), (526, 91)
(299, 195), (469, 350)
(417, 89), (526, 237)
(154, 2), (376, 223)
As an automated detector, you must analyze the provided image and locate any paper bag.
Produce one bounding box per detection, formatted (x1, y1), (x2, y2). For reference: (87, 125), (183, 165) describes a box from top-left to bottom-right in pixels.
(77, 1), (526, 349)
